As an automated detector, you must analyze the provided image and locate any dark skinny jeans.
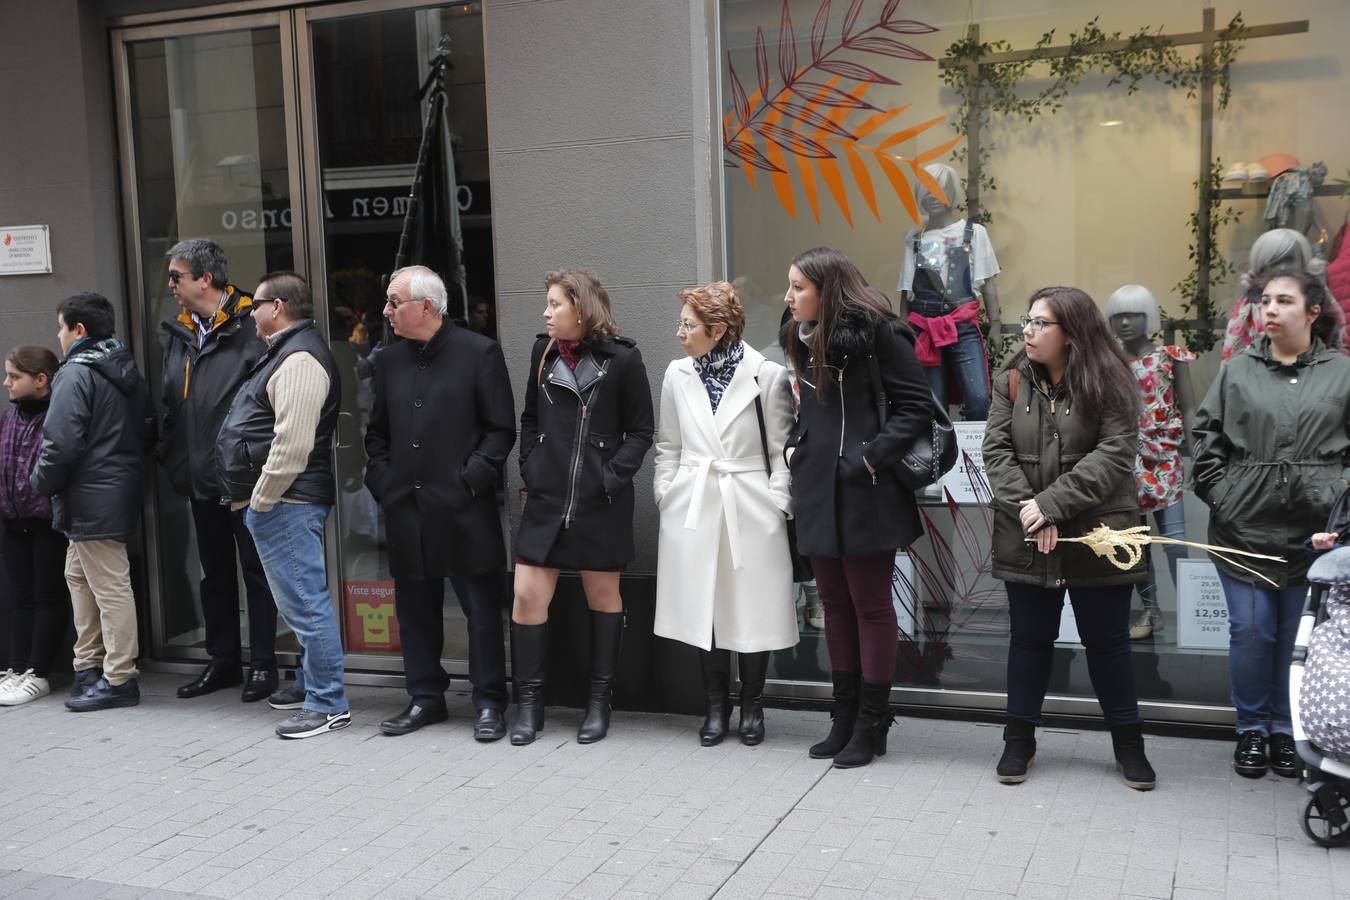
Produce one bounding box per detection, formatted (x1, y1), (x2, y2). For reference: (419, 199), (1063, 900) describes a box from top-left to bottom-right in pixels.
(810, 551), (898, 684)
(3, 519), (70, 678)
(1005, 581), (1141, 727)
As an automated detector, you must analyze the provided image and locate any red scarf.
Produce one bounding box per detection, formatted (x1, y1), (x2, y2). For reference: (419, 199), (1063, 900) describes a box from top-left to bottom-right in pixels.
(556, 339), (584, 369)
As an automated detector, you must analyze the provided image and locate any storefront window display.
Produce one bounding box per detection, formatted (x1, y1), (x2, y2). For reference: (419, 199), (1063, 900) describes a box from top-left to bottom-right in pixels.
(719, 0), (1350, 717)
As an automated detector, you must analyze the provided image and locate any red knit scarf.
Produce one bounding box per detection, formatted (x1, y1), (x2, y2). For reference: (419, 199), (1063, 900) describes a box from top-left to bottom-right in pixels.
(556, 339), (584, 369)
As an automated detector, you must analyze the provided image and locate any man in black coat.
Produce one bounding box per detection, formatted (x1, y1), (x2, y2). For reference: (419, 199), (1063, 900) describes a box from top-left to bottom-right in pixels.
(160, 238), (279, 703)
(365, 266), (516, 740)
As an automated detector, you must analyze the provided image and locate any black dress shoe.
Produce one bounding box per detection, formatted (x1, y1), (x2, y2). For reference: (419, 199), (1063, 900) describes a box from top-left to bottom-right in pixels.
(1269, 733), (1300, 778)
(1233, 731), (1268, 778)
(380, 700), (449, 736)
(241, 666), (278, 703)
(474, 708), (506, 742)
(177, 662), (243, 699)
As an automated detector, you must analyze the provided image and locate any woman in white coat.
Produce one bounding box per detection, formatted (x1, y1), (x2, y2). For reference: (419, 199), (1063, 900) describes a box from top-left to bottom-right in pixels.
(654, 281), (798, 747)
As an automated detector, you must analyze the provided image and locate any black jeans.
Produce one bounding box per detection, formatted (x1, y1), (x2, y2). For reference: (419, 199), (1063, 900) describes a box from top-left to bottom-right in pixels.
(190, 498), (277, 668)
(1005, 582), (1141, 727)
(394, 572), (508, 711)
(2, 519), (70, 678)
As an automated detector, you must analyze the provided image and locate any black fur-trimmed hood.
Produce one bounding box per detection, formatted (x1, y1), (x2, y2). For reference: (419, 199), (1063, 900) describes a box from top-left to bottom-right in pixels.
(784, 303), (911, 365)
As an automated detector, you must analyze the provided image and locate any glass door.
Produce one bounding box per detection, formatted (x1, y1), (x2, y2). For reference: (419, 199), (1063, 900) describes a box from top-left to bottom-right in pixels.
(296, 1), (499, 668)
(112, 14), (306, 660)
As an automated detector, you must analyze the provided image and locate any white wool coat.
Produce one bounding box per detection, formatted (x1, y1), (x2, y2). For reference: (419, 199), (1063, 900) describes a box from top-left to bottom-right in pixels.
(652, 343), (799, 652)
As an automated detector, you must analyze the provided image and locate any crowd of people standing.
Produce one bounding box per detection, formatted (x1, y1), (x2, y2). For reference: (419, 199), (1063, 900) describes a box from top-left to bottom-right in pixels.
(1, 236), (1348, 790)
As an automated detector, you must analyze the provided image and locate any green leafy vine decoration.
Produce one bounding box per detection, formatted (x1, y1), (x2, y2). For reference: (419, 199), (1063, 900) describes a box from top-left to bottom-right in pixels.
(939, 14), (1250, 351)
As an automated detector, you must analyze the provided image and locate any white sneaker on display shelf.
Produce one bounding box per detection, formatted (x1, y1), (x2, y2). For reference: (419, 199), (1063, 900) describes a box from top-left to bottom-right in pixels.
(1221, 162), (1248, 186)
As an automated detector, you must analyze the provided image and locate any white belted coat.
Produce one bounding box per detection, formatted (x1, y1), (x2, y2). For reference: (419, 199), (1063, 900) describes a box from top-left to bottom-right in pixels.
(652, 343), (799, 652)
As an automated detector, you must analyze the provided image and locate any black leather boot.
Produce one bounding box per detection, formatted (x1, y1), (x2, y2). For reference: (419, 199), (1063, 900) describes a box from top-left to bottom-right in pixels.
(809, 671), (861, 759)
(1111, 722), (1156, 791)
(832, 681), (894, 769)
(737, 651), (770, 746)
(577, 611), (624, 744)
(509, 621), (547, 746)
(997, 719), (1037, 784)
(698, 648), (732, 747)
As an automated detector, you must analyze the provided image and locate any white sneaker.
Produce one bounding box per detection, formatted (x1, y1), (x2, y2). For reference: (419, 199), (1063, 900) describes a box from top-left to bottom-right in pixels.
(0, 669), (17, 693)
(0, 670), (49, 706)
(1222, 162), (1248, 185)
(1246, 162), (1270, 186)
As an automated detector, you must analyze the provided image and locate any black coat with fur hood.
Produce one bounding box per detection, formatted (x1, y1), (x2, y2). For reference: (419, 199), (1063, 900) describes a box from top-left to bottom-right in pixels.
(783, 305), (934, 558)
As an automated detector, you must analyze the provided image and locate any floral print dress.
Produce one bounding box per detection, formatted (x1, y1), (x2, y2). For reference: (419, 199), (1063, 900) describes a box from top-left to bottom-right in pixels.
(1130, 345), (1195, 513)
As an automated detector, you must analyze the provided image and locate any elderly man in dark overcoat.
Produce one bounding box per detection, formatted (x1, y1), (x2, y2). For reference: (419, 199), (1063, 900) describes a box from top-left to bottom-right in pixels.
(365, 265), (516, 740)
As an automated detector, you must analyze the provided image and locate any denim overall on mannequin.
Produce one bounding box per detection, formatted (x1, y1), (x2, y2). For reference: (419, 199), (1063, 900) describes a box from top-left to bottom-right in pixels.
(909, 221), (992, 420)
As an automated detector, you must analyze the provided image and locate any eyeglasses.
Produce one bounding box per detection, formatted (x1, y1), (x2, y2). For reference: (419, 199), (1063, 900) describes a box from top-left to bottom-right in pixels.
(676, 319), (704, 334)
(385, 296), (421, 310)
(1019, 315), (1060, 334)
(254, 296), (279, 306)
(167, 270), (192, 284)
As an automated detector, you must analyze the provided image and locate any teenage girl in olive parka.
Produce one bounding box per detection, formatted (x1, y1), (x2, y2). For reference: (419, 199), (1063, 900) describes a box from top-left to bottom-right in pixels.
(1193, 269), (1350, 781)
(982, 286), (1155, 791)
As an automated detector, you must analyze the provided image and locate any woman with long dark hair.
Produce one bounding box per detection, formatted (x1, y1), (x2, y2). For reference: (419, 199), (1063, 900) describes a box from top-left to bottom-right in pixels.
(983, 286), (1156, 790)
(1194, 269), (1350, 779)
(511, 269), (654, 746)
(780, 247), (934, 769)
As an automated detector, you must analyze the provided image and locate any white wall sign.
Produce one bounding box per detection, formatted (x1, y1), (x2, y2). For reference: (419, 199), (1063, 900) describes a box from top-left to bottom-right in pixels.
(1176, 558), (1230, 650)
(936, 421), (988, 504)
(0, 225), (52, 275)
(1055, 601), (1081, 646)
(892, 552), (917, 638)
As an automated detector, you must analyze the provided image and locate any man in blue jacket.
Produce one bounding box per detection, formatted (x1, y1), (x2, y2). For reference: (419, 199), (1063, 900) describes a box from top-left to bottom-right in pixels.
(32, 293), (150, 712)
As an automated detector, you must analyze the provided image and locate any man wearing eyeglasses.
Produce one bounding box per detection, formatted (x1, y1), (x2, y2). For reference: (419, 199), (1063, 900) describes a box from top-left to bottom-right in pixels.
(365, 266), (515, 740)
(217, 271), (349, 739)
(160, 239), (280, 705)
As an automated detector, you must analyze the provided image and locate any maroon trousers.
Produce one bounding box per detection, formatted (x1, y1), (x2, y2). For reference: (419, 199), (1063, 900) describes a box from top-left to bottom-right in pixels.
(809, 552), (898, 684)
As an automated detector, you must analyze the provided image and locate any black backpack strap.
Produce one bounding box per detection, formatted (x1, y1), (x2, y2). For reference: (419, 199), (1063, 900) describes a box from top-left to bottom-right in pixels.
(752, 375), (771, 475)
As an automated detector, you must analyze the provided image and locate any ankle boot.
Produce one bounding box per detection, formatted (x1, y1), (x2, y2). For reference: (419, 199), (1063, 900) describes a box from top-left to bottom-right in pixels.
(809, 671), (861, 759)
(577, 611), (624, 744)
(1110, 722), (1156, 791)
(832, 681), (893, 769)
(996, 719), (1036, 784)
(737, 651), (770, 746)
(509, 621), (547, 746)
(698, 648), (732, 747)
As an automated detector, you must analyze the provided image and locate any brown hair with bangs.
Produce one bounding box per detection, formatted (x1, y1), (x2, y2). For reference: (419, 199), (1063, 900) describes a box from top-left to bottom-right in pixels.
(679, 281), (745, 350)
(5, 345), (60, 382)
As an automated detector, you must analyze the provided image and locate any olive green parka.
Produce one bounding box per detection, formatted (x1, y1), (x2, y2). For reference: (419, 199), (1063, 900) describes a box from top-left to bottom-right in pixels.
(1192, 337), (1350, 586)
(983, 359), (1145, 588)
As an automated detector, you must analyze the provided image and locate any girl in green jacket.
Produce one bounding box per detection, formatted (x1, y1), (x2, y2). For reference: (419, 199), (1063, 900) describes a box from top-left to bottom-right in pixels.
(1193, 269), (1350, 780)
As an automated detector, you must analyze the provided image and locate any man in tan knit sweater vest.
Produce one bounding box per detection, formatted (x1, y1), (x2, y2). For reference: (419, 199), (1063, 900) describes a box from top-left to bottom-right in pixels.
(216, 272), (348, 739)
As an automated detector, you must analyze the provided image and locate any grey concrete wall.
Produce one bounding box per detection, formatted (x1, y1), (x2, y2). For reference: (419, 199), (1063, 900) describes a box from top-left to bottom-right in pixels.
(485, 0), (719, 573)
(0, 0), (125, 353)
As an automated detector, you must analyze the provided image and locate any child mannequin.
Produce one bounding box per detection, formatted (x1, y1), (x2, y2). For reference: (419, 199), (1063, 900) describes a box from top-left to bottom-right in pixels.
(1106, 286), (1196, 640)
(898, 163), (1000, 420)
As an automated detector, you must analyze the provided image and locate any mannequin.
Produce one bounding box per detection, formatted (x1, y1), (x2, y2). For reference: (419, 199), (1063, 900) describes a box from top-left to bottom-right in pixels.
(1106, 285), (1196, 641)
(899, 163), (1001, 420)
(1221, 228), (1344, 363)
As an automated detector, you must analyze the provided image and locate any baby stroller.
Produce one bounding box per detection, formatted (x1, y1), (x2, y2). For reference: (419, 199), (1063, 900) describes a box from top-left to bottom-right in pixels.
(1291, 545), (1350, 847)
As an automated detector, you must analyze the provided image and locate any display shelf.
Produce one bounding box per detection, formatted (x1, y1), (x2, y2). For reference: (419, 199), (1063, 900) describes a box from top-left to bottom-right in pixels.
(1216, 183), (1346, 201)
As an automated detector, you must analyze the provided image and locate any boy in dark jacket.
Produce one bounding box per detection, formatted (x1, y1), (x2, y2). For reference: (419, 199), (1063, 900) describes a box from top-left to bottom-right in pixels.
(31, 292), (150, 712)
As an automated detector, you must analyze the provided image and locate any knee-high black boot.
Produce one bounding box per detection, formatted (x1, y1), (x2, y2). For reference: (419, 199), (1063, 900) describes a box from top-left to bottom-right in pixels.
(737, 651), (770, 746)
(577, 611), (624, 744)
(509, 621), (546, 746)
(699, 647), (732, 746)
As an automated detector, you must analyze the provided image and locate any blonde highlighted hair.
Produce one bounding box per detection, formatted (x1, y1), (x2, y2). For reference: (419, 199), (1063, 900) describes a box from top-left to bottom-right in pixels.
(678, 281), (745, 350)
(538, 269), (620, 384)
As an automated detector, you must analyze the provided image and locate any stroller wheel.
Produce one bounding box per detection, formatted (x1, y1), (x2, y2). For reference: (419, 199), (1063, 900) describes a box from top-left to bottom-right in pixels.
(1300, 786), (1350, 848)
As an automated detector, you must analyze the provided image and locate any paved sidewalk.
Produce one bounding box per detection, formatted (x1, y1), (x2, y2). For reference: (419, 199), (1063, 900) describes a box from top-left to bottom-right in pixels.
(0, 674), (1346, 899)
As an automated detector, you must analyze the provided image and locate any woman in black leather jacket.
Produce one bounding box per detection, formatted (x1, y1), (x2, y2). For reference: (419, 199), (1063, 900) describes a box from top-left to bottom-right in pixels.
(510, 269), (654, 747)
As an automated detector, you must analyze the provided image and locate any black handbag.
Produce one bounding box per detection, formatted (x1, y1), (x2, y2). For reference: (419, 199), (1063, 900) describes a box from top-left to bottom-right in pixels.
(752, 380), (813, 582)
(865, 332), (958, 492)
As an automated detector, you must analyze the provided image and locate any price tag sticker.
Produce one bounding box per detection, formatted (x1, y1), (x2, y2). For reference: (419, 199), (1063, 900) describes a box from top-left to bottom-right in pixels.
(1176, 558), (1230, 650)
(1055, 601), (1081, 646)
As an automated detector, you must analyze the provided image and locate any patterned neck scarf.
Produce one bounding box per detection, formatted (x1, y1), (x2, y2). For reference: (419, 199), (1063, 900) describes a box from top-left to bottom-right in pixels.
(692, 341), (744, 413)
(556, 339), (584, 370)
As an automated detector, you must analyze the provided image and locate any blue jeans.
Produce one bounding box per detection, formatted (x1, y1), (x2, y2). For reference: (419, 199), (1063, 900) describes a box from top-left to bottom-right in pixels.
(1137, 501), (1187, 603)
(245, 503), (347, 715)
(909, 298), (990, 420)
(1216, 572), (1305, 736)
